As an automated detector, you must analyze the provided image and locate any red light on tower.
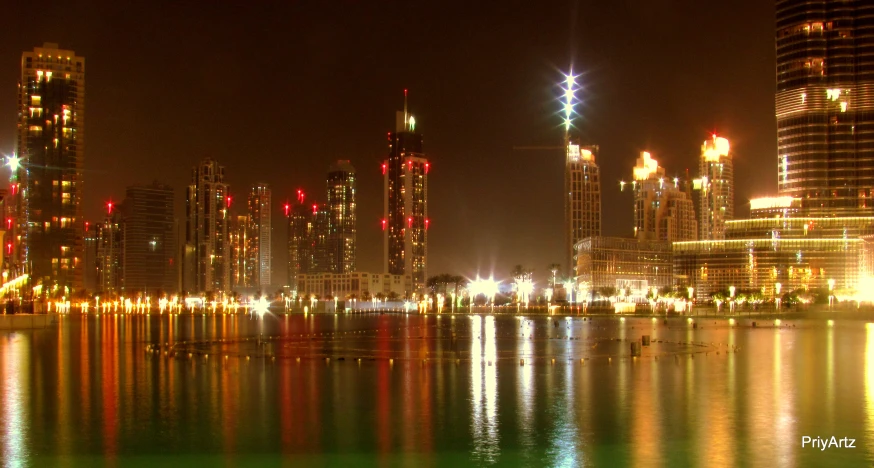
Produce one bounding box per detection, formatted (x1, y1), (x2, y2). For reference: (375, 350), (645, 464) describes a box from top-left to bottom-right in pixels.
(11, 183), (19, 195)
(425, 219), (430, 230)
(107, 201), (113, 214)
(226, 196), (232, 208)
(381, 219), (386, 230)
(425, 162), (430, 174)
(381, 163), (386, 175)
(5, 218), (11, 230)
(284, 203), (290, 217)
(407, 161), (413, 171)
(5, 243), (11, 255)
(408, 217), (413, 227)
(312, 204), (318, 214)
(297, 189), (305, 204)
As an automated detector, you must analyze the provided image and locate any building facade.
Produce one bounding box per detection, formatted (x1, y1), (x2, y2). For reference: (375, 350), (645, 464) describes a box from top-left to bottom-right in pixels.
(696, 135), (734, 240)
(327, 160), (356, 274)
(750, 196), (802, 219)
(565, 143), (601, 275)
(246, 183), (271, 288)
(296, 272), (411, 300)
(674, 216), (874, 301)
(384, 94), (429, 293)
(96, 206), (123, 295)
(18, 43), (85, 295)
(184, 158), (230, 294)
(230, 214), (248, 289)
(776, 0), (874, 215)
(575, 236), (673, 303)
(627, 151), (697, 242)
(122, 183), (176, 295)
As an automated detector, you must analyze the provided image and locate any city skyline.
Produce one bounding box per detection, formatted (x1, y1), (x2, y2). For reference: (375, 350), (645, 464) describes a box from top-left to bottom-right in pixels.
(0, 1), (778, 285)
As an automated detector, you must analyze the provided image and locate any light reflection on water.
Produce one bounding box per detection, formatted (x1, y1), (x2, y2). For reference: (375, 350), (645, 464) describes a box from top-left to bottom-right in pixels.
(1, 314), (874, 466)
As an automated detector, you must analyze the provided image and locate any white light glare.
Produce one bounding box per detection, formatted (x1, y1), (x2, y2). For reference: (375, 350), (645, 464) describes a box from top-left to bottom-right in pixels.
(6, 154), (22, 172)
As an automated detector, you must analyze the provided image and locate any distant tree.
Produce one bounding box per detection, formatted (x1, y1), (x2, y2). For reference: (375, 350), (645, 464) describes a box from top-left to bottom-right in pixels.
(548, 263), (562, 288)
(387, 291), (399, 301)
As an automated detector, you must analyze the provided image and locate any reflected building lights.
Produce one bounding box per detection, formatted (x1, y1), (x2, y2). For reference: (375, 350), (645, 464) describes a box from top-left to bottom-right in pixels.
(1, 335), (28, 465)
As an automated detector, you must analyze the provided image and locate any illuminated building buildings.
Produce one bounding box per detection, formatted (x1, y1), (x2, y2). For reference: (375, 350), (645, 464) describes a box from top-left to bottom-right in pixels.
(626, 151), (697, 242)
(286, 194), (310, 289)
(122, 183), (176, 295)
(296, 272), (411, 301)
(575, 236), (673, 303)
(674, 216), (874, 300)
(96, 204), (123, 295)
(82, 221), (98, 292)
(246, 183), (271, 288)
(230, 215), (248, 288)
(750, 196), (802, 219)
(384, 91), (429, 293)
(776, 1), (874, 215)
(17, 43), (85, 295)
(309, 203), (332, 274)
(695, 135), (734, 240)
(184, 158), (230, 293)
(565, 143), (601, 275)
(327, 161), (356, 274)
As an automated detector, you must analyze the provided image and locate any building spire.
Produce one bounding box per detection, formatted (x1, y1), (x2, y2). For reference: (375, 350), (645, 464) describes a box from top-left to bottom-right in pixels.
(403, 89), (409, 128)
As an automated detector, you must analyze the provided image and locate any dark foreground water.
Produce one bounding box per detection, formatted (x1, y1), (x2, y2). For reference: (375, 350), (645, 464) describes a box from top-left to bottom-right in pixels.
(0, 312), (872, 467)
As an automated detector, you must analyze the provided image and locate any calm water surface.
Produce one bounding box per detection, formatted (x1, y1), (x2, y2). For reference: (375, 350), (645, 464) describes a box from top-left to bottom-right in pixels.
(0, 312), (872, 467)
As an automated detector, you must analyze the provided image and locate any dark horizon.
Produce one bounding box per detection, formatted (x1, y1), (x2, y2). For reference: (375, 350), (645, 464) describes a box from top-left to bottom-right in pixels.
(0, 0), (777, 286)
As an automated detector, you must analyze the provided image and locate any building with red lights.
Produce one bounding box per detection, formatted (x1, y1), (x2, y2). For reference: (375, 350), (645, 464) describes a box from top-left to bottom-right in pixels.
(184, 158), (230, 293)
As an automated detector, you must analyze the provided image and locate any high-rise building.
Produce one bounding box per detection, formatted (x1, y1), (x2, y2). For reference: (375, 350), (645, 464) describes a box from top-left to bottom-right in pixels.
(230, 214), (248, 289)
(696, 135), (734, 240)
(628, 151), (697, 242)
(122, 183), (176, 295)
(384, 92), (429, 294)
(83, 220), (98, 292)
(17, 43), (85, 295)
(776, 1), (874, 215)
(96, 204), (123, 295)
(565, 142), (601, 275)
(286, 192), (310, 290)
(310, 203), (332, 274)
(327, 160), (356, 274)
(184, 158), (230, 294)
(247, 183), (271, 288)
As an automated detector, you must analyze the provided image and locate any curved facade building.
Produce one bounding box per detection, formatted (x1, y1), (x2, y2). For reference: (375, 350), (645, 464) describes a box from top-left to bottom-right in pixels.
(776, 1), (874, 215)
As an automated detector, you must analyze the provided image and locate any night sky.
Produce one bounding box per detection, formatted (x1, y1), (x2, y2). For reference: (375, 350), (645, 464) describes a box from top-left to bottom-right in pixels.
(0, 0), (777, 286)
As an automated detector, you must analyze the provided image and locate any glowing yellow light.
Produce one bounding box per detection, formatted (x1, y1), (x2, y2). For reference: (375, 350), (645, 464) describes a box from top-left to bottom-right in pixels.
(749, 196), (799, 210)
(633, 151), (662, 181)
(702, 135), (730, 161)
(6, 155), (22, 172)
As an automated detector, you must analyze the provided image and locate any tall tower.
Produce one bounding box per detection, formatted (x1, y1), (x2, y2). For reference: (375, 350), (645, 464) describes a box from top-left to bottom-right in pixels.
(184, 158), (230, 294)
(383, 90), (428, 295)
(17, 43), (85, 296)
(561, 70), (601, 276)
(564, 144), (600, 275)
(230, 214), (248, 289)
(628, 151), (697, 242)
(286, 190), (309, 291)
(96, 202), (123, 295)
(697, 135), (734, 240)
(327, 160), (356, 273)
(123, 182), (176, 294)
(776, 1), (874, 215)
(247, 183), (271, 288)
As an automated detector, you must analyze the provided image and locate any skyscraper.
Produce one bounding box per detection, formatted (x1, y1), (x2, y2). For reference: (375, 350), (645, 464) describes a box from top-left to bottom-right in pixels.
(230, 214), (248, 289)
(327, 160), (356, 274)
(286, 191), (310, 290)
(247, 183), (271, 288)
(384, 91), (429, 294)
(696, 135), (734, 240)
(776, 1), (874, 215)
(184, 158), (230, 293)
(122, 182), (176, 294)
(628, 151), (697, 242)
(17, 43), (85, 295)
(565, 142), (601, 275)
(96, 203), (123, 295)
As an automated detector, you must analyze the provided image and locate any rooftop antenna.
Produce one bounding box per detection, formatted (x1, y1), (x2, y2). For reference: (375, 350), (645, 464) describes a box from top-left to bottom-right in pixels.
(403, 89), (409, 129)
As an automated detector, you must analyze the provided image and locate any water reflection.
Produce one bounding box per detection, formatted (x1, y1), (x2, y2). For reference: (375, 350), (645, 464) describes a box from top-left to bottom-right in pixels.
(1, 333), (29, 466)
(0, 315), (873, 465)
(470, 315), (498, 463)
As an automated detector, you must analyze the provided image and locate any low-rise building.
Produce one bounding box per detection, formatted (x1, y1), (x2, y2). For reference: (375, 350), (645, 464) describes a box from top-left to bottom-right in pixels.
(296, 272), (411, 300)
(575, 236), (673, 303)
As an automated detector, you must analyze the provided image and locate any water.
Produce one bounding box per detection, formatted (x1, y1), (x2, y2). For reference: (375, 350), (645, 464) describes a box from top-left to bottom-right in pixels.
(0, 312), (871, 467)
